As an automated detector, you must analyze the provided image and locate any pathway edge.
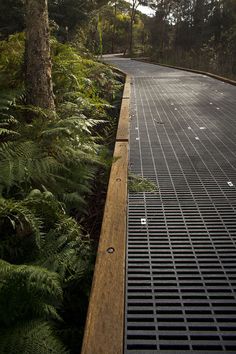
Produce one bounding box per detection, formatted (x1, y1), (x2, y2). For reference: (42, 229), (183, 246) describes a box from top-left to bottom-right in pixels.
(81, 72), (130, 354)
(133, 58), (236, 86)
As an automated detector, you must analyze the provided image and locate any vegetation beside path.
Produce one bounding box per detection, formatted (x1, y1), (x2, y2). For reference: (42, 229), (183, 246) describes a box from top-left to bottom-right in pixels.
(1, 1), (235, 353)
(0, 33), (122, 353)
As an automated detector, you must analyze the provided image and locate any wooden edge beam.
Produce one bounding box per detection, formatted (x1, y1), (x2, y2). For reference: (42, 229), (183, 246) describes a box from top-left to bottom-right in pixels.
(122, 76), (131, 98)
(116, 99), (130, 141)
(110, 66), (129, 78)
(81, 73), (130, 354)
(116, 75), (131, 142)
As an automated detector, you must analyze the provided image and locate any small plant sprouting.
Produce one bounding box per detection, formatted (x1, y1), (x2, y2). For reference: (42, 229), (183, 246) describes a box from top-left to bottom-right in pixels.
(128, 173), (158, 193)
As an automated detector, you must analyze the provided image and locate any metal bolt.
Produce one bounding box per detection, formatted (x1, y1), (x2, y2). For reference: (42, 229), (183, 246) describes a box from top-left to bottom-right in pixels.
(107, 247), (115, 254)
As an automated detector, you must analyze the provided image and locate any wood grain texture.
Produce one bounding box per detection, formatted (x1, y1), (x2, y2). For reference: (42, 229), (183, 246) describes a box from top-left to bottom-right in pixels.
(82, 73), (130, 354)
(122, 75), (131, 98)
(116, 76), (130, 142)
(81, 142), (128, 354)
(116, 98), (130, 141)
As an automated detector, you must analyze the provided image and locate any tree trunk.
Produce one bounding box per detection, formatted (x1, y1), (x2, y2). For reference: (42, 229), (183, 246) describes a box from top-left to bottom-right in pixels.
(129, 16), (133, 55)
(111, 2), (117, 54)
(25, 0), (55, 110)
(129, 2), (135, 56)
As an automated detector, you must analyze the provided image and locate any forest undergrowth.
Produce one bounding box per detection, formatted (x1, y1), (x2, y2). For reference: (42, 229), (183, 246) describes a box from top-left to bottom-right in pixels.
(0, 33), (123, 353)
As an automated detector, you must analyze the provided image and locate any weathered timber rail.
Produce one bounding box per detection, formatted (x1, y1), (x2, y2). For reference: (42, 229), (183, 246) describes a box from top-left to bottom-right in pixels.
(81, 73), (130, 354)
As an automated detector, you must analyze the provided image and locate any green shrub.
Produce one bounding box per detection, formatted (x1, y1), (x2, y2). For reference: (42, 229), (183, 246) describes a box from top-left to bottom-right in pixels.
(0, 33), (123, 353)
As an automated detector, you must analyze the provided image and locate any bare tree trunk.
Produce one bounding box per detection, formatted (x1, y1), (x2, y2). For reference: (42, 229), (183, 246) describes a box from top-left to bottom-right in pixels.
(129, 1), (136, 56)
(25, 0), (55, 111)
(111, 1), (117, 54)
(129, 0), (141, 56)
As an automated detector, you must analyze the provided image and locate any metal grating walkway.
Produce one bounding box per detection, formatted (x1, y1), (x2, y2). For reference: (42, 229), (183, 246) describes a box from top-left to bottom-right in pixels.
(105, 57), (236, 353)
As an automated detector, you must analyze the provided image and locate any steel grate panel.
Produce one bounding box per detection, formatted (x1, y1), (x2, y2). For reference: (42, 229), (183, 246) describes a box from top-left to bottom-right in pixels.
(126, 196), (236, 353)
(104, 59), (236, 353)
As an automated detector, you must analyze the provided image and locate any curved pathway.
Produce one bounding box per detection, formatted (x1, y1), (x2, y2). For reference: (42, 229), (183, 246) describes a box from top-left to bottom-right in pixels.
(105, 57), (236, 353)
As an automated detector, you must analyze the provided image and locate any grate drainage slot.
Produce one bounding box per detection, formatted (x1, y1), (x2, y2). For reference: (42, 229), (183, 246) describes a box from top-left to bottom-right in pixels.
(124, 64), (236, 353)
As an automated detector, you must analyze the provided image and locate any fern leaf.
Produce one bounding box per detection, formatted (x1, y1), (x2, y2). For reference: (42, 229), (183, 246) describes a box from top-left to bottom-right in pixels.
(0, 128), (19, 136)
(0, 199), (43, 261)
(0, 320), (68, 354)
(0, 260), (62, 326)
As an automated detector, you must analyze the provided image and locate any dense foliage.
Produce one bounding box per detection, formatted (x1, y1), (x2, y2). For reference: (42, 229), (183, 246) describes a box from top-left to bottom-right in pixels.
(1, 0), (235, 79)
(0, 0), (151, 55)
(0, 0), (234, 352)
(147, 0), (236, 78)
(92, 0), (150, 55)
(0, 33), (122, 353)
(96, 0), (236, 78)
(0, 0), (109, 40)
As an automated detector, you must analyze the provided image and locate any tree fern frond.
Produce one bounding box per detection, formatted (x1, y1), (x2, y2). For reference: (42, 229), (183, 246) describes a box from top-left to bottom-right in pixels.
(40, 115), (105, 142)
(0, 128), (19, 137)
(35, 215), (91, 279)
(40, 127), (72, 138)
(52, 217), (83, 243)
(16, 104), (58, 120)
(53, 145), (102, 166)
(0, 260), (63, 326)
(24, 193), (65, 230)
(0, 320), (68, 354)
(31, 157), (64, 183)
(37, 236), (78, 278)
(0, 199), (43, 262)
(0, 91), (18, 111)
(0, 113), (18, 125)
(62, 192), (86, 210)
(0, 90), (21, 139)
(0, 141), (63, 190)
(0, 141), (37, 158)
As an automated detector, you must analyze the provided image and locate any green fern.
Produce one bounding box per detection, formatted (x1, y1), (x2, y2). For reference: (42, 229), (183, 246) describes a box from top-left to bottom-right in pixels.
(23, 193), (91, 280)
(0, 90), (21, 139)
(0, 34), (122, 353)
(0, 260), (62, 325)
(0, 33), (25, 90)
(0, 141), (63, 191)
(128, 173), (158, 193)
(0, 199), (43, 262)
(0, 320), (68, 354)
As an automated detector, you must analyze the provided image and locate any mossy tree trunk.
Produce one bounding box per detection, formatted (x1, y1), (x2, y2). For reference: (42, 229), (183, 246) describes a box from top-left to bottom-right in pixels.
(25, 0), (55, 110)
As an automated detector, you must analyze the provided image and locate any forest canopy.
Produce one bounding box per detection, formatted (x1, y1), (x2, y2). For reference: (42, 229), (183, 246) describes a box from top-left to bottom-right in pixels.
(1, 0), (234, 77)
(147, 0), (236, 78)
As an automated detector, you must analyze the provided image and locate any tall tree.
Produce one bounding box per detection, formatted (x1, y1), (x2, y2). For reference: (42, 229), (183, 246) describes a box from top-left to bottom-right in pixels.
(25, 0), (55, 110)
(129, 0), (153, 55)
(129, 0), (140, 55)
(111, 0), (118, 53)
(0, 0), (24, 39)
(49, 0), (109, 40)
